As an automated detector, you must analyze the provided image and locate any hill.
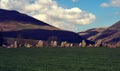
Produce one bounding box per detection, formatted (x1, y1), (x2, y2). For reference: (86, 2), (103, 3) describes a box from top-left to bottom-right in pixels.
(78, 28), (107, 41)
(95, 21), (120, 43)
(0, 9), (59, 31)
(78, 21), (120, 46)
(0, 9), (94, 44)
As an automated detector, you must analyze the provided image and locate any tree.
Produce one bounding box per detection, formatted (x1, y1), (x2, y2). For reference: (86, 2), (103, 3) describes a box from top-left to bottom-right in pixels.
(48, 36), (58, 42)
(16, 34), (23, 47)
(0, 28), (5, 47)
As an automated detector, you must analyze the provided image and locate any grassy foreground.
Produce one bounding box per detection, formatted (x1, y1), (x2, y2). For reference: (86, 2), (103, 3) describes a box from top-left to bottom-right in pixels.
(0, 47), (120, 71)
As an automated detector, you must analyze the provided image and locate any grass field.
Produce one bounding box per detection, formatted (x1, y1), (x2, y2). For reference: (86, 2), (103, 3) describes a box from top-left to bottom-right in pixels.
(0, 47), (120, 71)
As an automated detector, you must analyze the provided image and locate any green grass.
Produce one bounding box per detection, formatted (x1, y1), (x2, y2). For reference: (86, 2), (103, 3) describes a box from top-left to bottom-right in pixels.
(0, 47), (120, 71)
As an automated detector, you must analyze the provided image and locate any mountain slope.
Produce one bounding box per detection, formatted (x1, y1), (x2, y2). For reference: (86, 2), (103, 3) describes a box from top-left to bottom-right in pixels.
(95, 21), (120, 43)
(0, 9), (94, 44)
(78, 21), (120, 44)
(0, 9), (49, 26)
(78, 28), (107, 41)
(0, 9), (59, 31)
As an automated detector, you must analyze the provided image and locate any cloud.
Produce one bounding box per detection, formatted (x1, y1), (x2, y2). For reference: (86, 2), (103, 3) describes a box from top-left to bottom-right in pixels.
(1, 0), (96, 31)
(72, 0), (78, 2)
(101, 0), (120, 8)
(101, 3), (109, 8)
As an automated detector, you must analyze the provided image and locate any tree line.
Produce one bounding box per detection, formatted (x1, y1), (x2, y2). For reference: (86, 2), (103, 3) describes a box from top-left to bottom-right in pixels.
(0, 28), (120, 48)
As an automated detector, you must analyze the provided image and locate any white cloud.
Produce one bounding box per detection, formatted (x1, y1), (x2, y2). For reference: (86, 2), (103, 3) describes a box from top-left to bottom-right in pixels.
(101, 3), (109, 8)
(72, 0), (78, 2)
(0, 0), (9, 9)
(0, 0), (96, 31)
(101, 0), (120, 8)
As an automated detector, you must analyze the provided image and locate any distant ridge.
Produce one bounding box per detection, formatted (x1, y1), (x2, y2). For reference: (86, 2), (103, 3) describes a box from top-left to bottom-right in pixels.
(78, 21), (120, 44)
(78, 28), (107, 41)
(95, 21), (120, 43)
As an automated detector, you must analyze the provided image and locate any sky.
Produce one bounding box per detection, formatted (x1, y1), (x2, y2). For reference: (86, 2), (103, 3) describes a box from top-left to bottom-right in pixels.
(0, 0), (120, 32)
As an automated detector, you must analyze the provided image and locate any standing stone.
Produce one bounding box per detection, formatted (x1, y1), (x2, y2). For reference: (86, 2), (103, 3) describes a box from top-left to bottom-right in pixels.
(81, 40), (86, 47)
(79, 43), (81, 46)
(36, 40), (43, 48)
(26, 44), (31, 48)
(50, 41), (54, 47)
(65, 43), (70, 47)
(95, 40), (102, 47)
(53, 41), (57, 47)
(70, 43), (73, 47)
(61, 41), (67, 47)
(14, 41), (17, 48)
(61, 42), (64, 47)
(88, 44), (92, 48)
